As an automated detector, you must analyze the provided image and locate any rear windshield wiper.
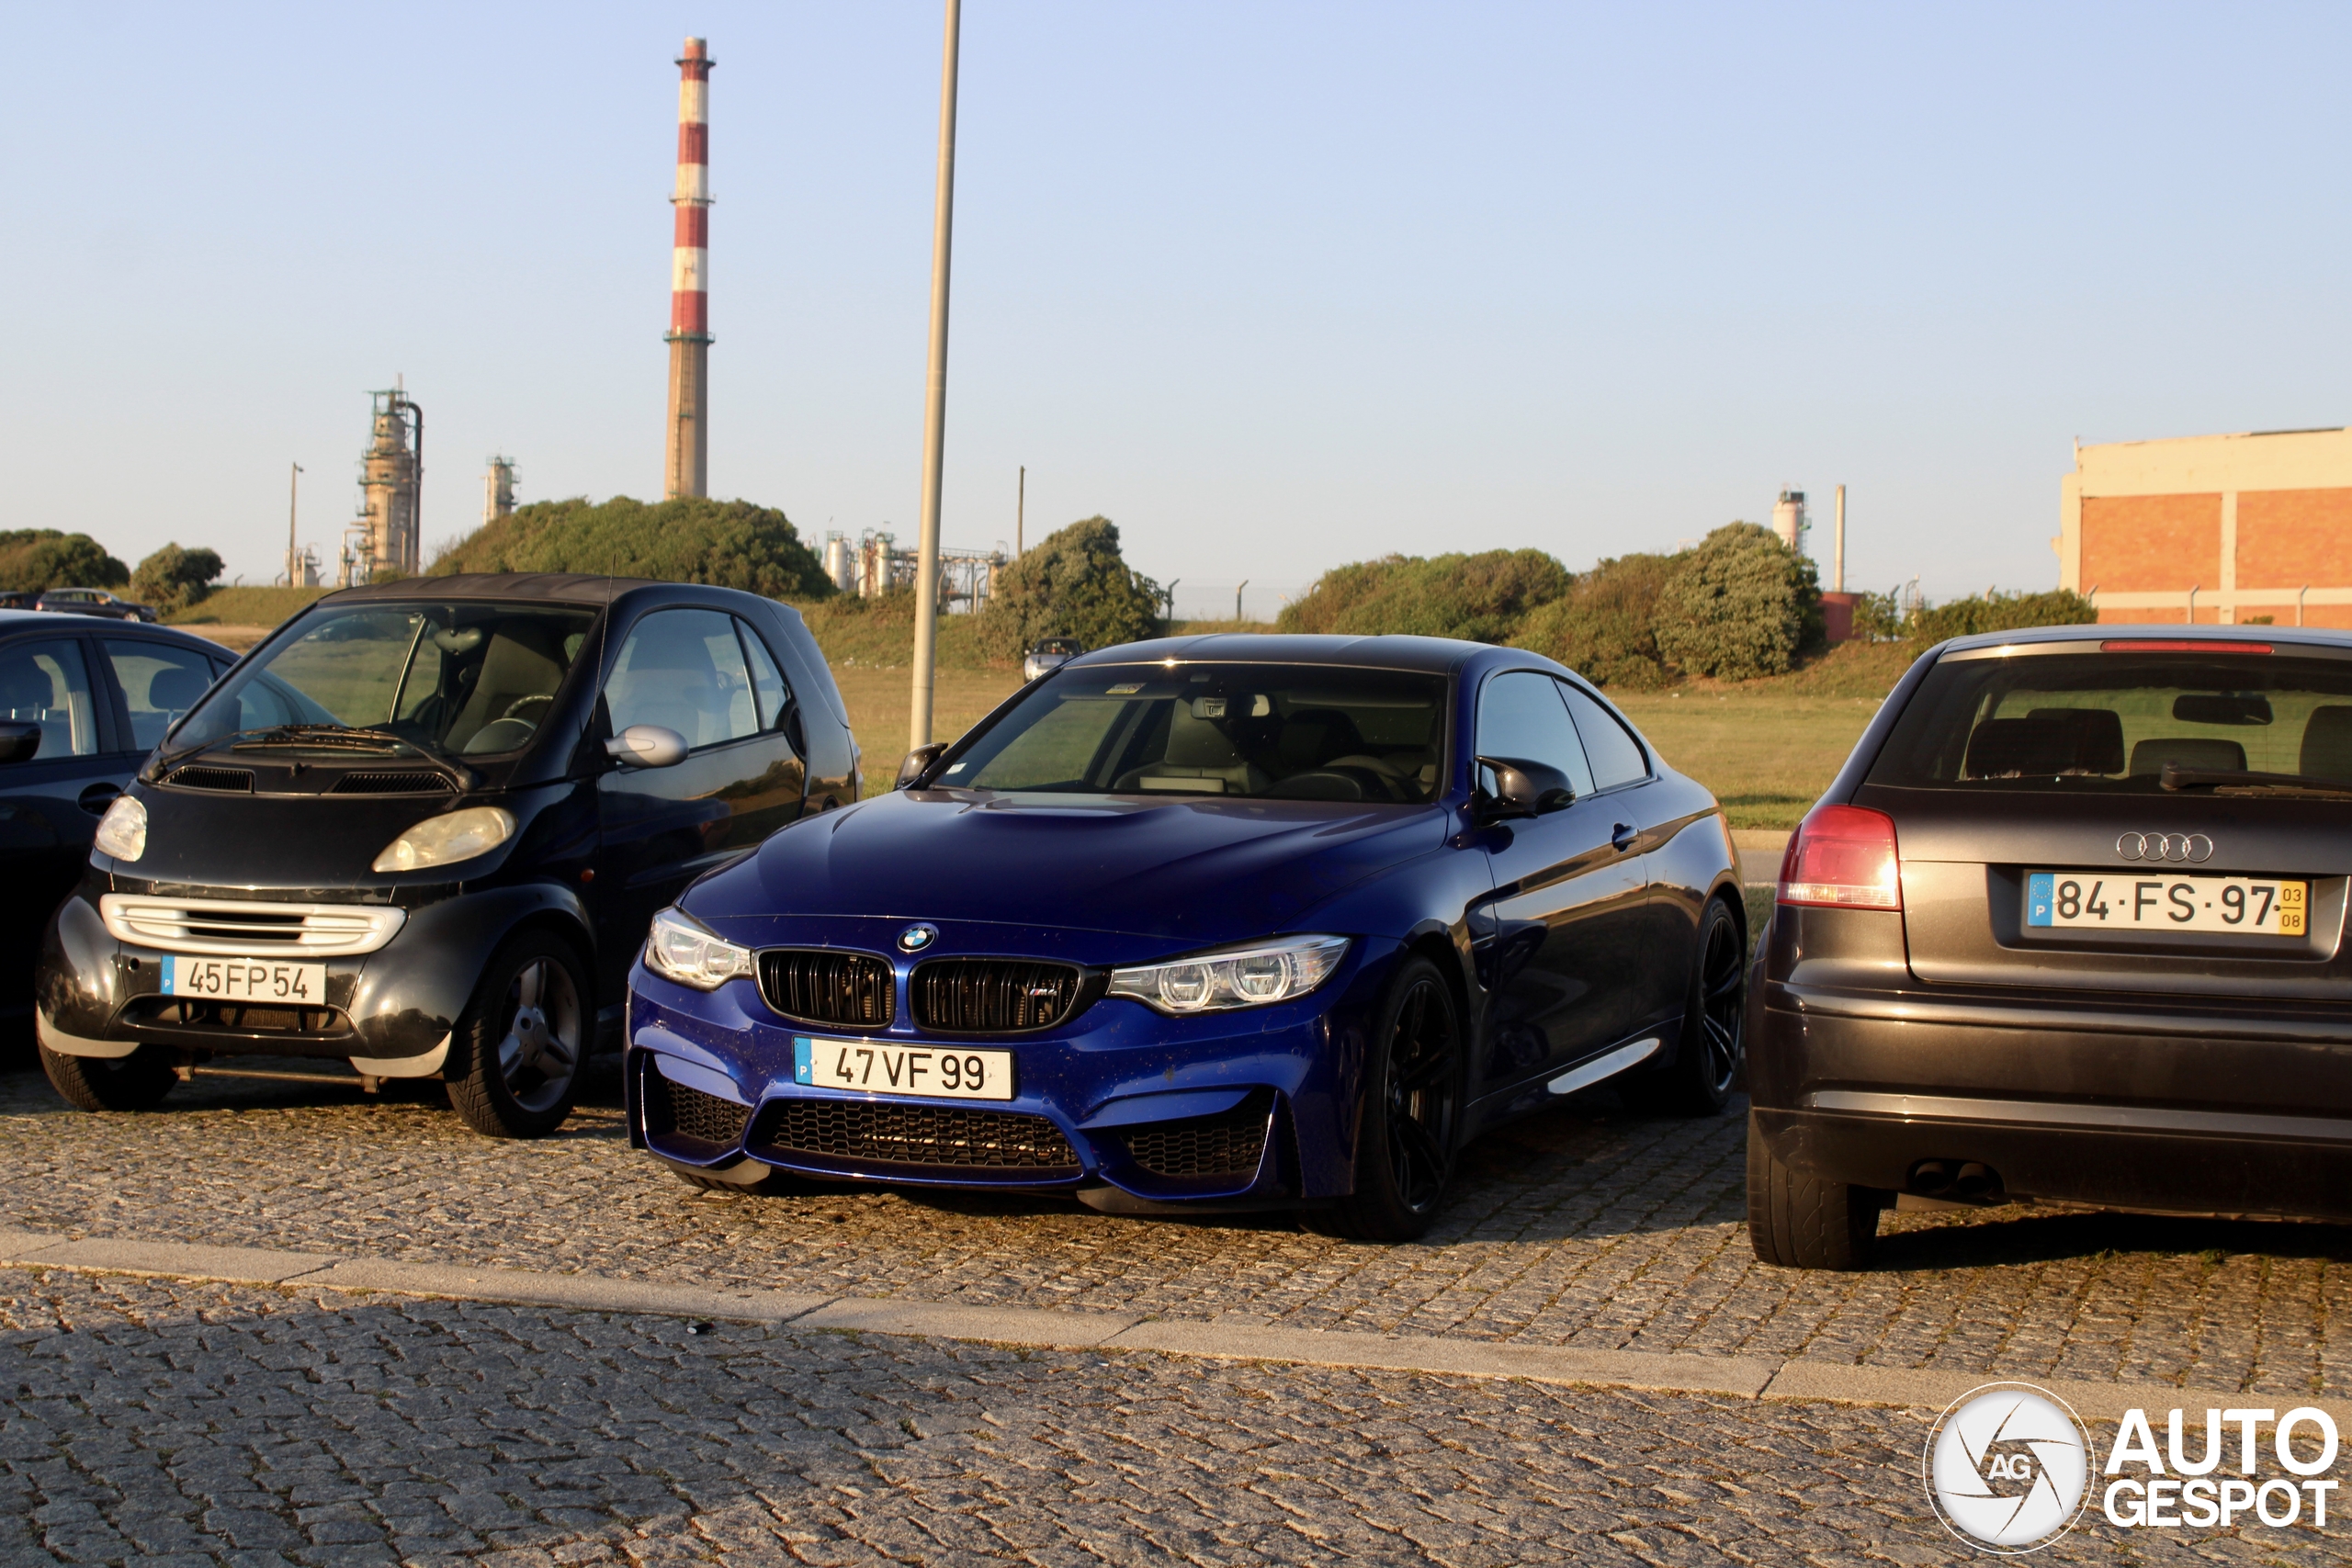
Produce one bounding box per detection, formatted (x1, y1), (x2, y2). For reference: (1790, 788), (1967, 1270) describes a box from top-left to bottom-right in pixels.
(2161, 762), (2352, 799)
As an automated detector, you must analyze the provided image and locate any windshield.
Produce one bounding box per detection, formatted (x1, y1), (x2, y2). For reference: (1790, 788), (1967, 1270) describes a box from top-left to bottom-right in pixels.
(175, 601), (596, 760)
(939, 662), (1450, 803)
(1868, 649), (2352, 794)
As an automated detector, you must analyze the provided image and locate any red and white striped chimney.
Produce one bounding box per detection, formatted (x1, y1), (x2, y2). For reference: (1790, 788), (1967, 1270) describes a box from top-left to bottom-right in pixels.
(662, 36), (713, 501)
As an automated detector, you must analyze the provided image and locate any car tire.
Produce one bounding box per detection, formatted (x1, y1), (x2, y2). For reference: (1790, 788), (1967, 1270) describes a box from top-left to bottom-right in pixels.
(444, 931), (589, 1139)
(39, 1041), (178, 1112)
(1747, 1110), (1881, 1269)
(1306, 955), (1464, 1244)
(1631, 896), (1745, 1117)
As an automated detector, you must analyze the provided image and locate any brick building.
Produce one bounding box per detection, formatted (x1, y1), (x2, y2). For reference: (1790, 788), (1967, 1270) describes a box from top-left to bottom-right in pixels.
(2057, 427), (2352, 626)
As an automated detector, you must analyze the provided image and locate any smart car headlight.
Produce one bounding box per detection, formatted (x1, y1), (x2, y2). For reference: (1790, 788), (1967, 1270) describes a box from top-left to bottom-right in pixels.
(370, 806), (515, 874)
(645, 906), (756, 990)
(93, 795), (147, 863)
(1107, 934), (1351, 1014)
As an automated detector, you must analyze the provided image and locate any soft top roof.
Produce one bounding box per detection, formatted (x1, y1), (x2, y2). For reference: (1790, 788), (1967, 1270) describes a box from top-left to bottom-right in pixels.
(322, 572), (662, 606)
(1069, 632), (1491, 674)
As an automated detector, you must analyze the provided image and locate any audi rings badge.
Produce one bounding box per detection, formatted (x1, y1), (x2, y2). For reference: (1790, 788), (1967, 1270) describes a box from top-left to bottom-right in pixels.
(2115, 833), (2214, 863)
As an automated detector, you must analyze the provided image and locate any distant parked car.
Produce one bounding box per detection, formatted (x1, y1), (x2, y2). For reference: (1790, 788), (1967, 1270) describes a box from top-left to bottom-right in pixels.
(39, 588), (157, 623)
(0, 592), (37, 612)
(35, 573), (859, 1141)
(0, 611), (233, 1035)
(1022, 637), (1083, 682)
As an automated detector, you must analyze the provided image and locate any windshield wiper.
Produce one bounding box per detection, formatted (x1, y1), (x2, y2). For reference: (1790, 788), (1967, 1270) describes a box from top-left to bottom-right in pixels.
(2161, 762), (2352, 798)
(228, 724), (413, 755)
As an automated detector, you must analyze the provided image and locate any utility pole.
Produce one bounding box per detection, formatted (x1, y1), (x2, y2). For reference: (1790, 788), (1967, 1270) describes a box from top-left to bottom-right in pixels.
(1165, 579), (1180, 622)
(287, 463), (303, 587)
(908, 0), (961, 752)
(1833, 484), (1846, 593)
(1015, 466), (1024, 558)
(1236, 580), (1249, 623)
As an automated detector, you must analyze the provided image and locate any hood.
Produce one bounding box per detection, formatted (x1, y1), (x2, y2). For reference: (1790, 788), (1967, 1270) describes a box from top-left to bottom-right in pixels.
(700, 788), (1449, 944)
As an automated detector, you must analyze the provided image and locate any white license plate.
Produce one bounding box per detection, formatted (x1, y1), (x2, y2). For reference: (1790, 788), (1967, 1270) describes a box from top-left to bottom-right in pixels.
(2026, 873), (2308, 937)
(159, 955), (329, 1001)
(791, 1034), (1013, 1100)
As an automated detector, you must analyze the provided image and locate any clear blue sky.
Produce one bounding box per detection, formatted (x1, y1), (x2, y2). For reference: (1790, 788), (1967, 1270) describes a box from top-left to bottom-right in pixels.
(4, 3), (2346, 611)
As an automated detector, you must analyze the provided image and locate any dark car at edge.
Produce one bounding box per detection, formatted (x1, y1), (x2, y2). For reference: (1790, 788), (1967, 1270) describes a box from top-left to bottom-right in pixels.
(1749, 622), (2352, 1268)
(625, 633), (1748, 1238)
(34, 573), (858, 1137)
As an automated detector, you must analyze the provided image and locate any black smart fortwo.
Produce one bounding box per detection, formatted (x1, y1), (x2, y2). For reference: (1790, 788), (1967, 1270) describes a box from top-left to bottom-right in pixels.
(34, 573), (858, 1137)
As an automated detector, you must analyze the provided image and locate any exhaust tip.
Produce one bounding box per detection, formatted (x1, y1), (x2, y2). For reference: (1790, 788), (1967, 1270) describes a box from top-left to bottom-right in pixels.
(1907, 1158), (2005, 1203)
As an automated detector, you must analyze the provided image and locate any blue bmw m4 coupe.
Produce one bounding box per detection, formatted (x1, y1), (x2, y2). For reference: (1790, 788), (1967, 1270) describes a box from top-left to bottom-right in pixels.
(624, 634), (1746, 1239)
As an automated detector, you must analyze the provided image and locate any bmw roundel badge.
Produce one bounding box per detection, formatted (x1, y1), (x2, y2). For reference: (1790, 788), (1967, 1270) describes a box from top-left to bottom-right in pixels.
(898, 923), (938, 953)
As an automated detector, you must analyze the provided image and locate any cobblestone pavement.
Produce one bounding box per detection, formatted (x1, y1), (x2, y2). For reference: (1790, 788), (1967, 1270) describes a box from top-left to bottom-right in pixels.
(6, 1062), (2350, 1399)
(5, 1269), (2340, 1567)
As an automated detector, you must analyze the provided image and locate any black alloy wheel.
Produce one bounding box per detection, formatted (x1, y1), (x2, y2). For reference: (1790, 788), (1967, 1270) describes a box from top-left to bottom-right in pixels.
(1634, 896), (1746, 1116)
(1309, 955), (1463, 1243)
(445, 931), (589, 1139)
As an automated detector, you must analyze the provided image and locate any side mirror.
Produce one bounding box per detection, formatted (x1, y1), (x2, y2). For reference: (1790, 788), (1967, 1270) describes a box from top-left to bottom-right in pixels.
(780, 699), (807, 758)
(0, 722), (39, 764)
(1475, 755), (1575, 820)
(895, 742), (945, 789)
(605, 725), (688, 769)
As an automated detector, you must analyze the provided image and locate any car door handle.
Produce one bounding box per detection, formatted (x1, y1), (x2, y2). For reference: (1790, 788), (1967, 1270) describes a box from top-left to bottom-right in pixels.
(1611, 823), (1637, 852)
(78, 783), (121, 816)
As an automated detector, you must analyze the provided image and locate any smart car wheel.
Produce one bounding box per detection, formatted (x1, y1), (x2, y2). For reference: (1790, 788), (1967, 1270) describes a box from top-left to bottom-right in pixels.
(1634, 896), (1745, 1116)
(39, 1041), (177, 1112)
(1746, 1111), (1881, 1270)
(444, 932), (587, 1139)
(1311, 956), (1462, 1243)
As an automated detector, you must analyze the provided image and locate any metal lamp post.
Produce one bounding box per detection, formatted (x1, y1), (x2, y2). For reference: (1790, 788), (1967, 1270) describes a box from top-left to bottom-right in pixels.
(908, 0), (962, 751)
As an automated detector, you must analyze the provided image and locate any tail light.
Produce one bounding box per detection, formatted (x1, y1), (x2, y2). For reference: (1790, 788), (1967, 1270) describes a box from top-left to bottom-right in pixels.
(1778, 804), (1902, 910)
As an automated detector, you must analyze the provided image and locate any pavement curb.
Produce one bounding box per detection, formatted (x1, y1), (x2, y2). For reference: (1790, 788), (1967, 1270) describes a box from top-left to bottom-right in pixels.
(6, 1225), (2347, 1423)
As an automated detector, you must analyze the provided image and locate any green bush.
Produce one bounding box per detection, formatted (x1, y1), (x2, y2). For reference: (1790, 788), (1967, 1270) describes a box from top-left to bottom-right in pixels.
(1905, 588), (2096, 643)
(1514, 551), (1683, 688)
(1278, 549), (1572, 643)
(0, 530), (130, 593)
(1653, 523), (1822, 681)
(431, 496), (833, 599)
(130, 543), (223, 616)
(977, 517), (1164, 660)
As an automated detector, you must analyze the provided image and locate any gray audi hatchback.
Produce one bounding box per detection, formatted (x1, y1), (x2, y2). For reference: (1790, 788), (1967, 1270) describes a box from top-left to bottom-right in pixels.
(1749, 622), (2352, 1268)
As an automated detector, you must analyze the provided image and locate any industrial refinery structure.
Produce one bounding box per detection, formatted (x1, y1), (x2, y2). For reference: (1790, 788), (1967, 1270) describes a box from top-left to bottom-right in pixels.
(336, 384), (424, 585)
(663, 38), (713, 501)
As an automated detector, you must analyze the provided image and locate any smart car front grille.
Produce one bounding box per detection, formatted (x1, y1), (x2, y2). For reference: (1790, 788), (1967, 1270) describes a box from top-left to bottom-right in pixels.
(910, 959), (1086, 1033)
(331, 771), (456, 795)
(119, 996), (349, 1037)
(757, 950), (894, 1030)
(1117, 1102), (1270, 1179)
(99, 895), (407, 957)
(647, 1069), (752, 1153)
(753, 1100), (1079, 1171)
(161, 765), (254, 792)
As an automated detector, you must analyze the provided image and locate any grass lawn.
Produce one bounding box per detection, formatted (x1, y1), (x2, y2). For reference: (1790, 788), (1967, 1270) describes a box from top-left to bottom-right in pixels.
(1615, 689), (1883, 829)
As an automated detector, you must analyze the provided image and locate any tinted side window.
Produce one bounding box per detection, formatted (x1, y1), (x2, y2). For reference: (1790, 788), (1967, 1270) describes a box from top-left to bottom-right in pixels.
(1560, 684), (1648, 790)
(103, 639), (217, 751)
(1475, 671), (1595, 796)
(0, 638), (99, 757)
(607, 609), (759, 750)
(736, 620), (792, 729)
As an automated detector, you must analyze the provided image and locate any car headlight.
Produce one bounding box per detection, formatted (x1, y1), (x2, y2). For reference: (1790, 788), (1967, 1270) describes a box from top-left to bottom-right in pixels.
(644, 906), (756, 990)
(1107, 933), (1351, 1014)
(370, 807), (516, 874)
(93, 795), (147, 863)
